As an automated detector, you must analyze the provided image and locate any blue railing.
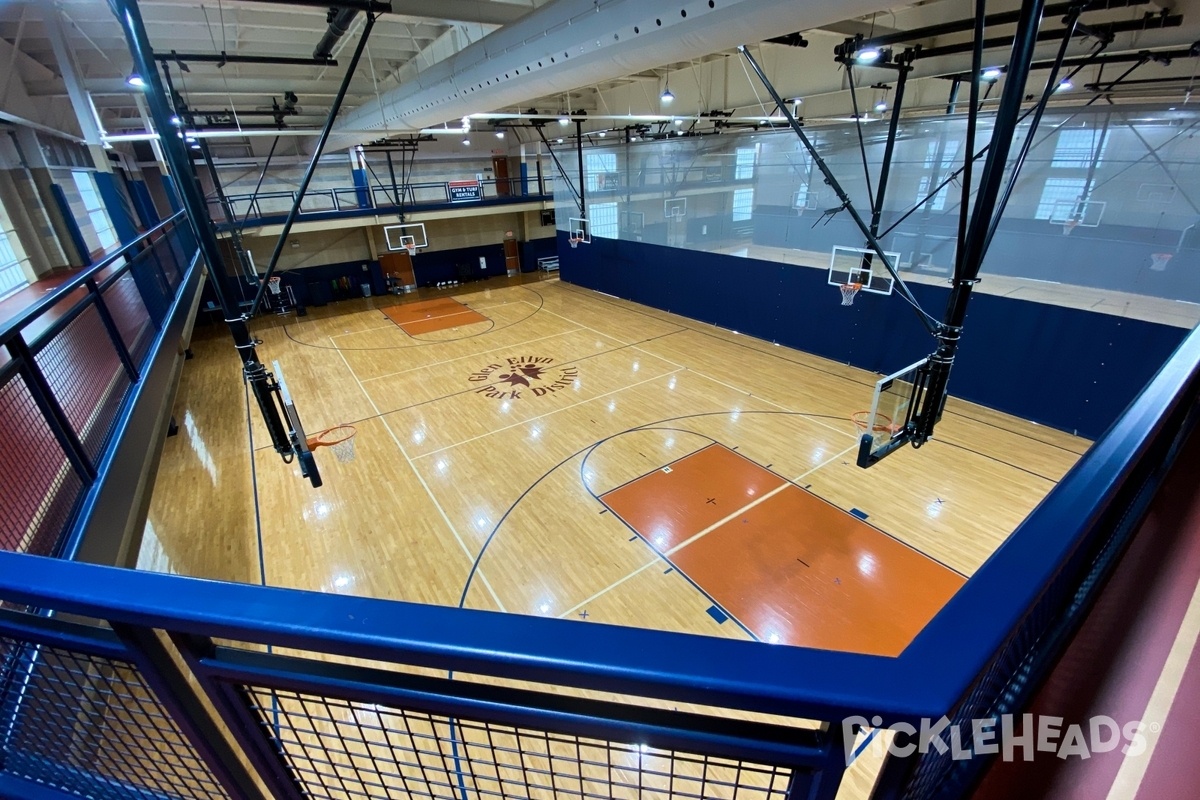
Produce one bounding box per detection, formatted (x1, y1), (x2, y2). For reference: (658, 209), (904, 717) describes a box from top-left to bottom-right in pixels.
(211, 177), (543, 226)
(0, 223), (1197, 798)
(0, 212), (199, 559)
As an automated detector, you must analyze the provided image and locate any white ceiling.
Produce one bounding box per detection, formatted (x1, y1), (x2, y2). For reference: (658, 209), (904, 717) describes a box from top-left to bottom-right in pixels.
(1, 0), (1198, 151)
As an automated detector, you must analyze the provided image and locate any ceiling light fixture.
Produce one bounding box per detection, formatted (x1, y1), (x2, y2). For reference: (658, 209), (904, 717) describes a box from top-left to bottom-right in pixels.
(125, 73), (146, 88)
(981, 67), (1002, 80)
(495, 129), (505, 139)
(558, 116), (570, 126)
(598, 130), (607, 137)
(855, 48), (882, 64)
(874, 100), (888, 112)
(1057, 79), (1073, 92)
(661, 81), (674, 104)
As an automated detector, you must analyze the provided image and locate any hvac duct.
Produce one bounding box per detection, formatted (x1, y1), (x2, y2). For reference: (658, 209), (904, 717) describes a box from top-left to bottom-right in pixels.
(327, 0), (904, 150)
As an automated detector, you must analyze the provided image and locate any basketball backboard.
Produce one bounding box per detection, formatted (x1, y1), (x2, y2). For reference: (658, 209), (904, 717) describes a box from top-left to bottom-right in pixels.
(273, 360), (322, 488)
(856, 356), (933, 468)
(568, 217), (592, 244)
(620, 210), (645, 236)
(792, 186), (819, 215)
(828, 246), (901, 295)
(664, 197), (688, 220)
(1048, 199), (1105, 228)
(892, 232), (956, 275)
(383, 223), (429, 252)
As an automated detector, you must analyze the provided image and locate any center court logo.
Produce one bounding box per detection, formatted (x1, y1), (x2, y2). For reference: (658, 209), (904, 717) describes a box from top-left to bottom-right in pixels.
(842, 714), (1155, 766)
(468, 356), (579, 401)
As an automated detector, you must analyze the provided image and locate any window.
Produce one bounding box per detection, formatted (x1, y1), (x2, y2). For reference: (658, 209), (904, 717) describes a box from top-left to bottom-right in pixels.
(584, 152), (617, 192)
(735, 147), (757, 180)
(1035, 178), (1087, 219)
(1052, 129), (1107, 168)
(915, 176), (951, 211)
(588, 202), (618, 239)
(923, 140), (961, 169)
(71, 171), (119, 252)
(732, 188), (754, 221)
(0, 200), (31, 298)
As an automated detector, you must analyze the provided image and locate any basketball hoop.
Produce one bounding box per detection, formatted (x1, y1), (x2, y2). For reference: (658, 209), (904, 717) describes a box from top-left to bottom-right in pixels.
(1061, 218), (1080, 236)
(267, 276), (282, 295)
(404, 243), (417, 257)
(568, 236), (581, 249)
(839, 283), (863, 306)
(307, 424), (357, 463)
(852, 411), (903, 435)
(1150, 253), (1173, 271)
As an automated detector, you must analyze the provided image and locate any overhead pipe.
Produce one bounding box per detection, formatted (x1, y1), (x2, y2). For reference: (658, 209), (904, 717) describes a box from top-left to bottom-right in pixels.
(155, 51), (337, 67)
(911, 13), (1181, 61)
(314, 7), (359, 60)
(838, 0), (1149, 54)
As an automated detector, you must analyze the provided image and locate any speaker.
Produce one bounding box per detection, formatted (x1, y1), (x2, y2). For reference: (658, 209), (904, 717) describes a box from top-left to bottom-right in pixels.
(540, 209), (555, 226)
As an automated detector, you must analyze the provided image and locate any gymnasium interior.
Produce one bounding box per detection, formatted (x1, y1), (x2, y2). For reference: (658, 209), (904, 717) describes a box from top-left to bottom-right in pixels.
(2, 0), (1200, 798)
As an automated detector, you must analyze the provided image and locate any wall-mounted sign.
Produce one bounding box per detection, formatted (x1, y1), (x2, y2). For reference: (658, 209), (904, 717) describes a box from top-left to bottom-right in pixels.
(448, 180), (483, 202)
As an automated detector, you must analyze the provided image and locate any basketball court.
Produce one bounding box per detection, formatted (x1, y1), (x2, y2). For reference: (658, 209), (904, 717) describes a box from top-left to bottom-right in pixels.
(139, 273), (1086, 656)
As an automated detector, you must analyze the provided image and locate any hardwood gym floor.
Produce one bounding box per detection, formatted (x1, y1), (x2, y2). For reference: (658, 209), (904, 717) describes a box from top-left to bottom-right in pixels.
(140, 272), (1086, 644)
(138, 272), (1089, 798)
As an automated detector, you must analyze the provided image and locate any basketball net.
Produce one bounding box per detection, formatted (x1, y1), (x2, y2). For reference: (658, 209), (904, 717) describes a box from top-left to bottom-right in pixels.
(568, 237), (581, 249)
(1062, 218), (1080, 236)
(268, 277), (282, 295)
(840, 283), (863, 306)
(404, 244), (417, 257)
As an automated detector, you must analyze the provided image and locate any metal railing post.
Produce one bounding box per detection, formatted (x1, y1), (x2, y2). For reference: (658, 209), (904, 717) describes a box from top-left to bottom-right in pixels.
(7, 335), (95, 483)
(86, 277), (140, 381)
(169, 632), (308, 800)
(111, 623), (272, 800)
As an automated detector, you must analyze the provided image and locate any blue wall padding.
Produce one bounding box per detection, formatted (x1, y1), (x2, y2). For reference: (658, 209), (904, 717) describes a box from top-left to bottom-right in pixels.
(557, 231), (1187, 439)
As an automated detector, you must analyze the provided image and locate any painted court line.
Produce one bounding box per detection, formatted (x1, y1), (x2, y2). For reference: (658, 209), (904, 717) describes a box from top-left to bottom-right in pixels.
(541, 288), (858, 442)
(361, 328), (583, 384)
(329, 322), (400, 339)
(1105, 574), (1200, 799)
(332, 337), (507, 612)
(571, 442), (858, 618)
(413, 368), (685, 459)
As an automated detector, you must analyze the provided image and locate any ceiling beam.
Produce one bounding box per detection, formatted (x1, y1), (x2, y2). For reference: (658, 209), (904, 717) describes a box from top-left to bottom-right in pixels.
(230, 0), (528, 25)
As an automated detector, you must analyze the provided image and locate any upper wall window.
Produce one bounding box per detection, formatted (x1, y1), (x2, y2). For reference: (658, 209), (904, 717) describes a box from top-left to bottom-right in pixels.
(735, 147), (757, 180)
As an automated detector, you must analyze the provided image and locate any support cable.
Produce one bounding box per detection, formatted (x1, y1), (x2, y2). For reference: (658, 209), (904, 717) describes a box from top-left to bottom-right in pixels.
(534, 124), (583, 215)
(982, 4), (1084, 254)
(845, 63), (877, 216)
(880, 40), (1109, 240)
(739, 45), (940, 335)
(250, 12), (377, 317)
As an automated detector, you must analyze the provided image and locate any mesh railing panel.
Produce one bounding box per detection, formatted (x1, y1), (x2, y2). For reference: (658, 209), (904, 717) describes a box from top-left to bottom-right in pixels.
(245, 687), (795, 800)
(103, 273), (153, 367)
(0, 370), (82, 555)
(0, 633), (229, 800)
(899, 432), (1170, 799)
(33, 303), (130, 463)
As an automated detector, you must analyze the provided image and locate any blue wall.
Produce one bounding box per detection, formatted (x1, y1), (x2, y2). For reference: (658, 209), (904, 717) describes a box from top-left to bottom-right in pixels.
(558, 232), (1187, 439)
(201, 237), (558, 310)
